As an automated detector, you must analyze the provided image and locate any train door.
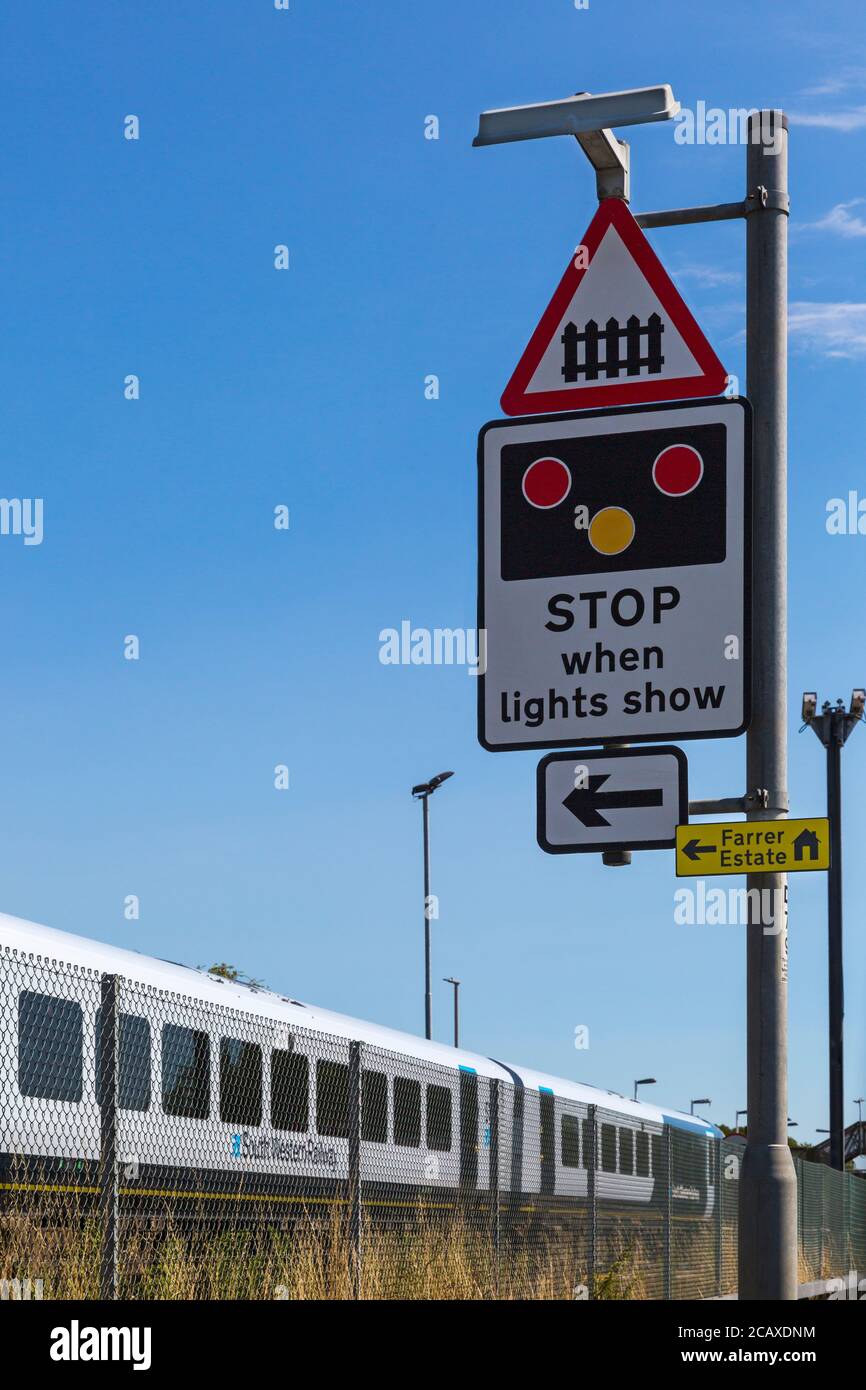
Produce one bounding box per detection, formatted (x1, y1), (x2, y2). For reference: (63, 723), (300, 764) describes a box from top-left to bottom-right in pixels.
(459, 1068), (478, 1190)
(539, 1088), (555, 1196)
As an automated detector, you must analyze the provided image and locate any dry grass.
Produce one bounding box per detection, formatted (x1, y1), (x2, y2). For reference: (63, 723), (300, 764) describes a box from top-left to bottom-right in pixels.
(6, 1202), (853, 1299)
(0, 1208), (613, 1300)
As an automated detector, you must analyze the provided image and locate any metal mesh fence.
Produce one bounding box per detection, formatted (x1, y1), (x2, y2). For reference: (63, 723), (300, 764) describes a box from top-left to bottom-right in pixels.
(1, 947), (864, 1300)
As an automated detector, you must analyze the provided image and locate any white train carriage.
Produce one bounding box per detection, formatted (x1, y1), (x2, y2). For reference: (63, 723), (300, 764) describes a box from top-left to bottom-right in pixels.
(0, 912), (721, 1218)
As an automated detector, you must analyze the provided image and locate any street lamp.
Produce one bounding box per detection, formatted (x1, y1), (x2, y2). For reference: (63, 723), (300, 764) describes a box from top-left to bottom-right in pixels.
(802, 689), (864, 1170)
(412, 771), (454, 1040)
(736, 1108), (748, 1134)
(856, 1097), (865, 1162)
(633, 1077), (656, 1102)
(443, 977), (461, 1048)
(473, 85), (680, 201)
(691, 1098), (711, 1115)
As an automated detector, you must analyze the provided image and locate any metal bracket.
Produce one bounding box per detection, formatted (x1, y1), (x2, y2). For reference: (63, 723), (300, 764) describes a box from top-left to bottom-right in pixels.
(574, 126), (630, 202)
(745, 184), (790, 216)
(634, 187), (790, 230)
(687, 788), (789, 817)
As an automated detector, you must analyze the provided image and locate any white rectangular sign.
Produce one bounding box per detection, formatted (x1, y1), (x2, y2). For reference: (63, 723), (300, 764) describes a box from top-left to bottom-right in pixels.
(537, 746), (688, 854)
(478, 399), (751, 750)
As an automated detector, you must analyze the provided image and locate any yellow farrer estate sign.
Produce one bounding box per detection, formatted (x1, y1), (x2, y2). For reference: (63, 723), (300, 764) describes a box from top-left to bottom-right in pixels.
(675, 817), (830, 877)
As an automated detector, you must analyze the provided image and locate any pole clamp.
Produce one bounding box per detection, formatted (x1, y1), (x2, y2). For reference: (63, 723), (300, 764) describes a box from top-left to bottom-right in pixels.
(745, 185), (790, 216)
(744, 787), (789, 813)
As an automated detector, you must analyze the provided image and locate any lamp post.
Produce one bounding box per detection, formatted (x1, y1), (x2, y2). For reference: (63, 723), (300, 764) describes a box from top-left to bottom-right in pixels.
(856, 1098), (865, 1163)
(736, 1109), (748, 1134)
(691, 1098), (711, 1116)
(802, 690), (864, 1169)
(634, 1077), (656, 1102)
(443, 977), (461, 1048)
(411, 771), (454, 1041)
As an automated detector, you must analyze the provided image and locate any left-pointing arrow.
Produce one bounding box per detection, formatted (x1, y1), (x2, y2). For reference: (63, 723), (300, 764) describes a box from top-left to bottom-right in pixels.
(562, 774), (664, 829)
(681, 838), (714, 862)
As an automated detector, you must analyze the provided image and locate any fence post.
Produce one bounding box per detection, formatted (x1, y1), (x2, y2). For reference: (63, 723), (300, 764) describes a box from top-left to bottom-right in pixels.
(489, 1079), (500, 1299)
(347, 1040), (362, 1299)
(98, 973), (118, 1301)
(587, 1104), (596, 1300)
(663, 1126), (673, 1301)
(796, 1155), (804, 1279)
(625, 314), (642, 375)
(561, 321), (579, 382)
(603, 317), (621, 378)
(716, 1139), (723, 1297)
(646, 311), (664, 373)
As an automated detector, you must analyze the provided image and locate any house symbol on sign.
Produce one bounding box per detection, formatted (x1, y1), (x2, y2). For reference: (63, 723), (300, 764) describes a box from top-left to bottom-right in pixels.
(792, 828), (821, 862)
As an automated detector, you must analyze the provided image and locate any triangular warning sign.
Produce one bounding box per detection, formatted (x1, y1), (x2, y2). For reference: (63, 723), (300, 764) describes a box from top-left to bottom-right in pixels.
(501, 198), (728, 416)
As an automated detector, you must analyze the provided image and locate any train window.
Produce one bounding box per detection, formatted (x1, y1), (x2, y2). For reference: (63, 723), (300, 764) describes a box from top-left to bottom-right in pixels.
(394, 1076), (421, 1148)
(601, 1122), (617, 1173)
(636, 1130), (650, 1177)
(362, 1069), (388, 1143)
(220, 1038), (262, 1127)
(95, 1010), (151, 1111)
(426, 1084), (452, 1152)
(651, 1132), (663, 1177)
(620, 1128), (634, 1175)
(582, 1117), (594, 1168)
(561, 1114), (581, 1168)
(162, 1024), (210, 1119)
(18, 991), (83, 1103)
(271, 1050), (309, 1132)
(316, 1059), (349, 1138)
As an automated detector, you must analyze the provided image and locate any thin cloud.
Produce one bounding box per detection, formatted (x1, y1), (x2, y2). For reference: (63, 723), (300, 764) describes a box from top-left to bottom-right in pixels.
(799, 200), (866, 238)
(671, 264), (742, 289)
(788, 302), (866, 358)
(788, 106), (866, 131)
(800, 67), (866, 97)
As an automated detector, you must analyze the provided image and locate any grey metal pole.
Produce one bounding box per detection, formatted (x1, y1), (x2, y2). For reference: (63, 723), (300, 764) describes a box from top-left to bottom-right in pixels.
(587, 1104), (597, 1300)
(490, 1078), (500, 1297)
(98, 973), (118, 1300)
(738, 110), (798, 1300)
(347, 1039), (362, 1297)
(423, 794), (432, 1040)
(827, 710), (844, 1171)
(453, 979), (459, 1048)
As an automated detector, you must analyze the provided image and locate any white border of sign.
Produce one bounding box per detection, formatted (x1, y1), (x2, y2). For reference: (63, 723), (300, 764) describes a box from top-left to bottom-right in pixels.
(537, 745), (689, 855)
(478, 398), (752, 750)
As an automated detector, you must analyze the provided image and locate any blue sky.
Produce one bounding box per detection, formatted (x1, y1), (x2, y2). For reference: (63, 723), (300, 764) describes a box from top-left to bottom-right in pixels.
(1, 1), (865, 1144)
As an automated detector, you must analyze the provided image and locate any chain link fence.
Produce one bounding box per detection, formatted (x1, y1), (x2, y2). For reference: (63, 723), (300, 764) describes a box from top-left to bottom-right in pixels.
(1, 948), (864, 1299)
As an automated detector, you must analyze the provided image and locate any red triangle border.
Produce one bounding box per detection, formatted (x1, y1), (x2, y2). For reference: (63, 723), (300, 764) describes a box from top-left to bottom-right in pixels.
(500, 198), (728, 416)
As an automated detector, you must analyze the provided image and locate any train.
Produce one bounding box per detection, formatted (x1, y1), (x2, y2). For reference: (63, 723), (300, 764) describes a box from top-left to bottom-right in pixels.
(0, 911), (721, 1224)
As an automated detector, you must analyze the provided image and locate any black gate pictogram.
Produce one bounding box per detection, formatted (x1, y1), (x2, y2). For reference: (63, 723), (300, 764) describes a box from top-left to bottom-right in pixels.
(561, 313), (665, 382)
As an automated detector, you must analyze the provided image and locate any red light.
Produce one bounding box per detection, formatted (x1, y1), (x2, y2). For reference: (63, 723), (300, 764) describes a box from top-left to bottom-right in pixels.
(652, 444), (704, 496)
(522, 457), (571, 509)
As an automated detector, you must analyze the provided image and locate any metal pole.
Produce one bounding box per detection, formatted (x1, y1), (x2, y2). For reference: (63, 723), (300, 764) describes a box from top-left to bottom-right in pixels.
(490, 1078), (500, 1298)
(453, 980), (459, 1048)
(738, 109), (798, 1300)
(663, 1125), (672, 1300)
(587, 1104), (597, 1300)
(827, 711), (844, 1171)
(98, 973), (118, 1300)
(348, 1039), (362, 1298)
(423, 794), (432, 1040)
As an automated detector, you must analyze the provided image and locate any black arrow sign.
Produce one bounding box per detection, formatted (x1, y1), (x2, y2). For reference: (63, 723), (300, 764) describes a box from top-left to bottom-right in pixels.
(681, 838), (715, 862)
(562, 774), (664, 829)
